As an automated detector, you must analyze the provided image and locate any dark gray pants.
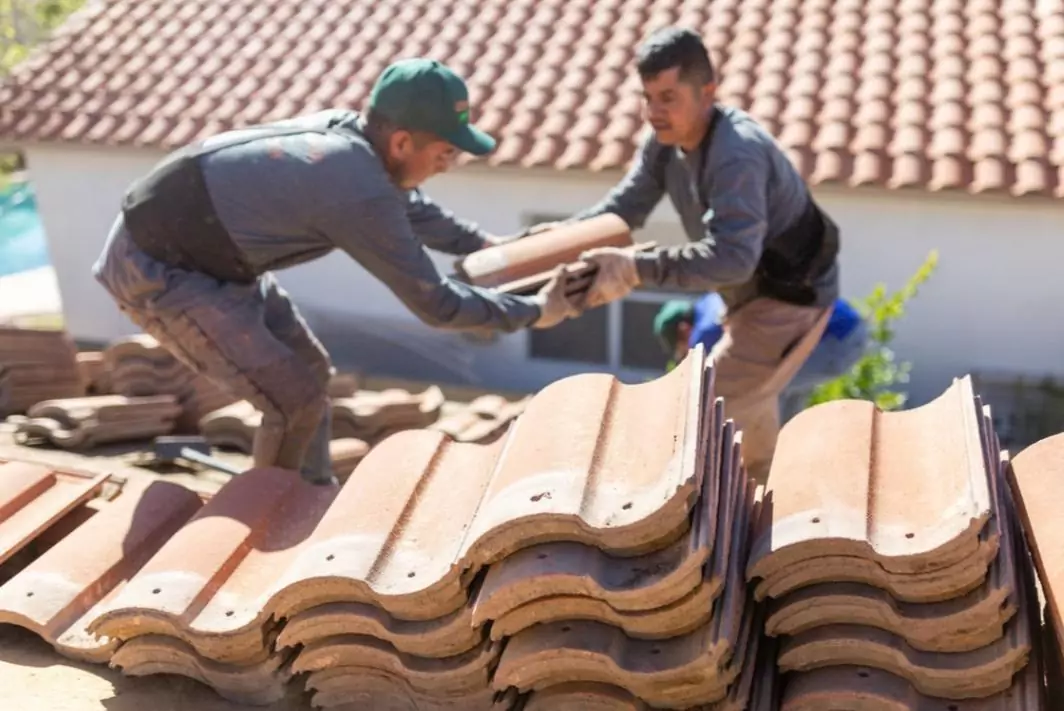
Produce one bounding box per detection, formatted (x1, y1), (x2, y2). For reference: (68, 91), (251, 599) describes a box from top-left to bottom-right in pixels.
(120, 272), (334, 483)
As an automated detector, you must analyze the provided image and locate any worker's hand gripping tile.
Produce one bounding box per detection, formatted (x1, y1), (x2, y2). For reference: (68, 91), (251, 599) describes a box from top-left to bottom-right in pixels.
(110, 633), (291, 706)
(86, 467), (340, 664)
(746, 376), (995, 600)
(776, 467), (1033, 701)
(478, 399), (728, 641)
(1007, 430), (1064, 677)
(0, 461), (108, 567)
(491, 418), (753, 709)
(264, 349), (710, 625)
(0, 479), (202, 661)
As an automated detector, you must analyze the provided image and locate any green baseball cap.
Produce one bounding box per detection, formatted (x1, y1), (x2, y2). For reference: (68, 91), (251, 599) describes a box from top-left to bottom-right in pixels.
(654, 300), (695, 352)
(368, 58), (496, 156)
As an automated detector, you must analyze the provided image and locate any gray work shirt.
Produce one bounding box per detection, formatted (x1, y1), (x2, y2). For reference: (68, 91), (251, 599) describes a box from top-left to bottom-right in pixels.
(93, 109), (541, 332)
(573, 105), (839, 310)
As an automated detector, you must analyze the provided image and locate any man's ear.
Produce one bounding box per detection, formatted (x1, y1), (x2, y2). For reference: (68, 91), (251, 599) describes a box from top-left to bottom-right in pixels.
(701, 82), (717, 109)
(389, 130), (414, 159)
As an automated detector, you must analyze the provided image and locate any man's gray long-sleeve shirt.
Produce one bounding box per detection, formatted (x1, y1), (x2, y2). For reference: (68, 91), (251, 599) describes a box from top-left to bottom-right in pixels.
(94, 109), (541, 331)
(573, 105), (838, 310)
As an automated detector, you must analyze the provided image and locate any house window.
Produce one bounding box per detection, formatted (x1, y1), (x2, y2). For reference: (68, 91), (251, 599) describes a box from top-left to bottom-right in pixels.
(529, 305), (610, 364)
(620, 299), (673, 370)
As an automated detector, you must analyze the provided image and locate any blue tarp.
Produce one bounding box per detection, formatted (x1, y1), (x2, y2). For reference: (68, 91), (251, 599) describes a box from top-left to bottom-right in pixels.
(0, 181), (51, 277)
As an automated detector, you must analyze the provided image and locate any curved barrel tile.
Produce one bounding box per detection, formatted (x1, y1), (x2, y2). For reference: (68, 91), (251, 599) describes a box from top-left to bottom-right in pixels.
(0, 479), (202, 661)
(265, 349), (710, 622)
(295, 635), (502, 697)
(1008, 432), (1064, 661)
(109, 634), (292, 706)
(780, 659), (1043, 711)
(276, 599), (481, 659)
(520, 683), (651, 710)
(85, 467), (320, 662)
(747, 376), (993, 584)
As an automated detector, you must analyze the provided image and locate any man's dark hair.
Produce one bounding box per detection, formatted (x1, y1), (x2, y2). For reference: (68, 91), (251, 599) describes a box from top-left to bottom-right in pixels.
(636, 27), (716, 85)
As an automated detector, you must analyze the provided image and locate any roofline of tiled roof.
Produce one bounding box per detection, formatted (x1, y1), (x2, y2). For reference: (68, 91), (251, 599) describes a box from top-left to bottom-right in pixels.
(12, 135), (1062, 206)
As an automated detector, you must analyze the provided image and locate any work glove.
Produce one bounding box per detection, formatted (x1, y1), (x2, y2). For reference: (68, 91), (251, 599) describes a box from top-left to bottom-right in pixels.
(531, 265), (581, 329)
(580, 246), (641, 309)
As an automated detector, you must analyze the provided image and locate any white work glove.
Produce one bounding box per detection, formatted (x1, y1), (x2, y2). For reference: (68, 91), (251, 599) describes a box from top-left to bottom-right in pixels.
(580, 246), (641, 309)
(531, 265), (581, 329)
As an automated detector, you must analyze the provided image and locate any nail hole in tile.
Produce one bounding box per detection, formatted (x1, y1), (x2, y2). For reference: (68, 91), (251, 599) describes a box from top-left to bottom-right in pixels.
(152, 588), (161, 595)
(25, 592), (33, 598)
(326, 554), (335, 561)
(905, 532), (914, 539)
(561, 626), (571, 632)
(622, 502), (632, 510)
(537, 553), (548, 560)
(407, 572), (416, 578)
(225, 610), (234, 617)
(650, 648), (661, 655)
(857, 670), (869, 678)
(811, 517), (820, 524)
(947, 706), (959, 711)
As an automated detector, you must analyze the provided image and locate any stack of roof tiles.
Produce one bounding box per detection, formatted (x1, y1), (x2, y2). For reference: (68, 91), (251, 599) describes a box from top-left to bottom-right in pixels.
(103, 334), (237, 432)
(75, 351), (112, 395)
(429, 393), (531, 444)
(0, 346), (777, 708)
(8, 394), (181, 450)
(0, 326), (85, 416)
(199, 384), (453, 455)
(746, 376), (1045, 709)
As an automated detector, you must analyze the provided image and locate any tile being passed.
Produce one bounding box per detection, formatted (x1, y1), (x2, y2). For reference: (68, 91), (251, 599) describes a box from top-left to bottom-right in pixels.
(0, 479), (202, 661)
(1007, 431), (1064, 662)
(748, 377), (993, 586)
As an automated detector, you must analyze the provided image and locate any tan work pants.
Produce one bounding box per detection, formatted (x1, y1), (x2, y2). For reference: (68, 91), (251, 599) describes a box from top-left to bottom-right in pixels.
(708, 297), (831, 485)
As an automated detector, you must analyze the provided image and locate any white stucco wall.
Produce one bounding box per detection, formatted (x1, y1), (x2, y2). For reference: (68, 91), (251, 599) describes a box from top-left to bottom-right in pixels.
(21, 143), (1064, 405)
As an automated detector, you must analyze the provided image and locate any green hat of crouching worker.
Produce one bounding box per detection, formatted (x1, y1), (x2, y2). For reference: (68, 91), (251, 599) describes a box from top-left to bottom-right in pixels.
(654, 300), (695, 353)
(369, 58), (496, 156)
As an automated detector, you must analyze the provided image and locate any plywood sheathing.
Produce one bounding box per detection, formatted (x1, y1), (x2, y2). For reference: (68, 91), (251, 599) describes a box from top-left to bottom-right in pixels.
(747, 376), (996, 600)
(81, 351), (711, 671)
(0, 479), (201, 662)
(0, 326), (85, 416)
(10, 394), (181, 450)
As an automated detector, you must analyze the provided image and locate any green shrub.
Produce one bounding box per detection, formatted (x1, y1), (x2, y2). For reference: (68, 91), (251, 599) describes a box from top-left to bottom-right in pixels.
(807, 250), (939, 411)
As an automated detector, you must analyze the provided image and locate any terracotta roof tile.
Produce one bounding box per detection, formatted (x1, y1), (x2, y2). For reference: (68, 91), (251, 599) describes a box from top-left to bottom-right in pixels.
(0, 0), (1060, 195)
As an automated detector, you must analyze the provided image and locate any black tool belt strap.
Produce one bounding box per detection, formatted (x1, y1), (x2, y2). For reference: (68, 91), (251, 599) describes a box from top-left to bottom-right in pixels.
(755, 196), (840, 306)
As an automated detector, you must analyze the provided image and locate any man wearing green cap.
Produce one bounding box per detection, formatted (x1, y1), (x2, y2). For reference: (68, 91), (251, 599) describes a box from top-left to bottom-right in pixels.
(92, 58), (577, 486)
